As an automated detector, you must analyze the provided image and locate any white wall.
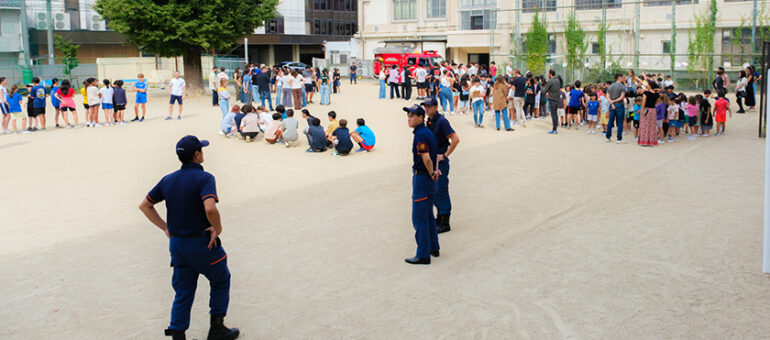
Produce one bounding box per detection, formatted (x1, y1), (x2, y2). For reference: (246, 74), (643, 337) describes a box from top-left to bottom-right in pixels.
(279, 0), (305, 35)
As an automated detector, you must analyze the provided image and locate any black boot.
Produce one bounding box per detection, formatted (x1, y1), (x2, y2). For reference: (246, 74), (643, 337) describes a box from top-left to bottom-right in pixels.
(437, 214), (451, 234)
(164, 329), (186, 340)
(207, 315), (240, 340)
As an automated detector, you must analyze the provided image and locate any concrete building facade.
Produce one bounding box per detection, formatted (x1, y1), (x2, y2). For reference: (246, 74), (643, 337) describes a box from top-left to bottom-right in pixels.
(357, 0), (762, 75)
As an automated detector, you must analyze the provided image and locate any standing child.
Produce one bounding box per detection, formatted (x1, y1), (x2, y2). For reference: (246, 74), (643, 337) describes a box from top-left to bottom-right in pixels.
(30, 77), (47, 130)
(686, 96), (699, 140)
(0, 77), (8, 133)
(50, 78), (61, 128)
(567, 81), (584, 130)
(459, 80), (470, 115)
(217, 78), (230, 119)
(470, 78), (485, 128)
(113, 80), (127, 124)
(713, 91), (732, 135)
(633, 97), (642, 142)
(655, 95), (668, 144)
(99, 79), (114, 125)
(599, 92), (610, 134)
(8, 85), (24, 133)
(54, 79), (78, 128)
(666, 97), (680, 142)
(133, 73), (148, 121)
(87, 78), (101, 127)
(699, 94), (713, 137)
(586, 93), (599, 134)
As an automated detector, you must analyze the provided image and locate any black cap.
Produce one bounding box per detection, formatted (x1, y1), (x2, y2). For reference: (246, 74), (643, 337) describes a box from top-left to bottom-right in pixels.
(175, 135), (209, 157)
(420, 97), (438, 107)
(403, 104), (426, 116)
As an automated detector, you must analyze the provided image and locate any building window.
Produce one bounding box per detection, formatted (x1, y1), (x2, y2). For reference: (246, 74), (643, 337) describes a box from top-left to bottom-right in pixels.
(644, 0), (697, 6)
(591, 42), (599, 54)
(266, 17), (284, 34)
(523, 0), (556, 12)
(427, 0), (446, 18)
(662, 41), (671, 54)
(575, 0), (622, 10)
(722, 28), (756, 65)
(460, 0), (496, 8)
(460, 9), (496, 30)
(394, 0), (417, 21)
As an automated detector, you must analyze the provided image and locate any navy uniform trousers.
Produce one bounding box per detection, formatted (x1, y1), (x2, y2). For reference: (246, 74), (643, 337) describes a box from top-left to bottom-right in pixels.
(412, 174), (440, 258)
(434, 158), (451, 215)
(168, 232), (231, 331)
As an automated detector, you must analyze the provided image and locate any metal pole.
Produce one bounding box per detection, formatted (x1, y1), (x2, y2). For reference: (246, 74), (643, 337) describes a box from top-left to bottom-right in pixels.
(601, 0), (607, 71)
(515, 0), (521, 68)
(760, 70), (770, 274)
(542, 0), (548, 75)
(634, 0), (640, 72)
(46, 0), (54, 65)
(489, 8), (495, 65)
(244, 38), (249, 63)
(671, 0), (676, 79)
(753, 0), (758, 64)
(20, 0), (31, 68)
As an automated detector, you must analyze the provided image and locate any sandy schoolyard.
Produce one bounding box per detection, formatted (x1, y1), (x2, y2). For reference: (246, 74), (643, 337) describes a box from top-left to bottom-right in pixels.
(1, 81), (769, 339)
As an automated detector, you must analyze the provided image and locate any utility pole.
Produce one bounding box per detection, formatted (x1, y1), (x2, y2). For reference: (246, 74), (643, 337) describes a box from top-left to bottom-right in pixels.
(634, 0), (640, 72)
(46, 0), (54, 65)
(671, 0), (676, 78)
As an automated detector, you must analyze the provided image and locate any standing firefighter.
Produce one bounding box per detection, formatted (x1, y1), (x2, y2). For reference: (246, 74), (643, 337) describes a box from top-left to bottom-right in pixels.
(403, 104), (440, 265)
(138, 135), (240, 340)
(423, 97), (460, 233)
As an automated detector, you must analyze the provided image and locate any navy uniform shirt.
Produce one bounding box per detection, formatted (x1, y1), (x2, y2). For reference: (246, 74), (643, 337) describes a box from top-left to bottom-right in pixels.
(146, 163), (218, 236)
(412, 123), (438, 173)
(426, 113), (455, 155)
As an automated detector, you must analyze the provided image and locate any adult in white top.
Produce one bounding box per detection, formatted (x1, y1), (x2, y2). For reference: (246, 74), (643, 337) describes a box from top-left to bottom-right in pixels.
(415, 66), (427, 99)
(209, 67), (219, 107)
(168, 71), (186, 119)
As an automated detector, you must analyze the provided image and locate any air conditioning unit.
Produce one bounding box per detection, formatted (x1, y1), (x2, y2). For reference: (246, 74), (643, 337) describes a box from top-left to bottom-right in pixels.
(54, 13), (70, 30)
(90, 14), (106, 31)
(34, 12), (71, 30)
(34, 12), (48, 30)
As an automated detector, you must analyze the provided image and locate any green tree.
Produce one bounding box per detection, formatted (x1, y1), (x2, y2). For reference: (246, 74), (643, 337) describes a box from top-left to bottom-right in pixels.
(596, 18), (608, 72)
(686, 0), (716, 89)
(564, 11), (588, 81)
(95, 0), (277, 94)
(54, 35), (79, 79)
(525, 11), (547, 76)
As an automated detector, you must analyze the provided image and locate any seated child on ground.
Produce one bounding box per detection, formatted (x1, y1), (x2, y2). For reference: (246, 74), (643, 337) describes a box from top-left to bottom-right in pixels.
(351, 118), (376, 152)
(264, 113), (283, 144)
(332, 119), (354, 155)
(306, 117), (327, 152)
(219, 104), (240, 136)
(281, 109), (300, 144)
(240, 107), (260, 141)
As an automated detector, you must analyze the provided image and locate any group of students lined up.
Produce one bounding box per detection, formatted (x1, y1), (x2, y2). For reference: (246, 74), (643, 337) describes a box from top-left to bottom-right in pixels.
(0, 74), (150, 134)
(217, 104), (376, 156)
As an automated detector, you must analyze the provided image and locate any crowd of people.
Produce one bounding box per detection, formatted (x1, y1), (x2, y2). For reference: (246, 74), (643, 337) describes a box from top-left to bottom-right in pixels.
(212, 63), (375, 155)
(375, 60), (760, 147)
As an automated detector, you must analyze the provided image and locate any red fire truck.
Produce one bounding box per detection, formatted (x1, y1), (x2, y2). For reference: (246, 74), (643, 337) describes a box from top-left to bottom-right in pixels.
(373, 47), (444, 79)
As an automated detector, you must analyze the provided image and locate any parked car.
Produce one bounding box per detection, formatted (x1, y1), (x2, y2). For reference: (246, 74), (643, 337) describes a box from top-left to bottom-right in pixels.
(280, 61), (308, 71)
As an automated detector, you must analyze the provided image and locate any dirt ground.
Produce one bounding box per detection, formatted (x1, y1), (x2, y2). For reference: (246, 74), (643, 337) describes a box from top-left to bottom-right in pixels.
(1, 80), (768, 339)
